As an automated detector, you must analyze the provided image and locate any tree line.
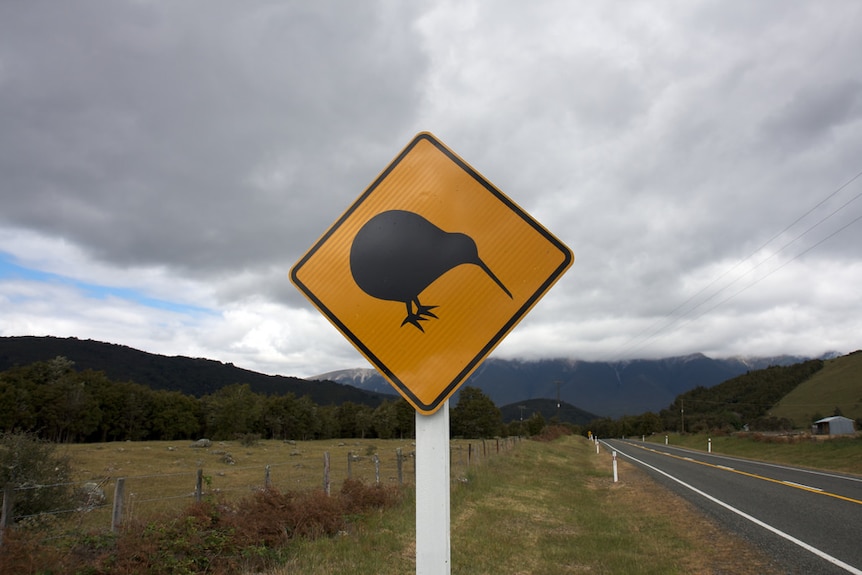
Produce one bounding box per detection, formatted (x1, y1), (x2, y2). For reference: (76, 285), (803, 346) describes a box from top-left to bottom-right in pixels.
(0, 357), (537, 443)
(585, 359), (827, 438)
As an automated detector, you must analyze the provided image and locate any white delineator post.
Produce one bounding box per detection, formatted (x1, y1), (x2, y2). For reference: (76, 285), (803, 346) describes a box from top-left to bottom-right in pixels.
(612, 451), (618, 483)
(415, 401), (451, 575)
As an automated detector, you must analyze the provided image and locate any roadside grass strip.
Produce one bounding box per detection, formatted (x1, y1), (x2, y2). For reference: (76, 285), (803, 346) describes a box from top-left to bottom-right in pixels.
(608, 442), (862, 575)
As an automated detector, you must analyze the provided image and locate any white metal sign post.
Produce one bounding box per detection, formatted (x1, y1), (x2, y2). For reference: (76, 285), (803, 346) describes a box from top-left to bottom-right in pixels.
(415, 402), (451, 574)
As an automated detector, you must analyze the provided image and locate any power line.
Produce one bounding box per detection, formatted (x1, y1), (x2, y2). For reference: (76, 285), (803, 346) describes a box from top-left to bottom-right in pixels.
(612, 169), (862, 360)
(677, 209), (862, 328)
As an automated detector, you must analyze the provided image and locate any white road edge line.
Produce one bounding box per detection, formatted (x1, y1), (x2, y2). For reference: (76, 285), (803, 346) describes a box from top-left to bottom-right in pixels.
(605, 442), (862, 575)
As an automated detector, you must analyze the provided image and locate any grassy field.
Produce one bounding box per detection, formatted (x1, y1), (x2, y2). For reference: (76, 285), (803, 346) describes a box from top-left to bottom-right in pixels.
(37, 432), (862, 573)
(770, 350), (862, 425)
(56, 437), (496, 529)
(268, 435), (782, 575)
(645, 432), (862, 474)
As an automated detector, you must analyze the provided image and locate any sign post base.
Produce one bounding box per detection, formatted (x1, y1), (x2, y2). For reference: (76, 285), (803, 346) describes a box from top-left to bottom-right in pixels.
(415, 400), (451, 575)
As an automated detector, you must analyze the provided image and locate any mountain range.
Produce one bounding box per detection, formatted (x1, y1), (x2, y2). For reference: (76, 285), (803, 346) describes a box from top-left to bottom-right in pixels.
(312, 353), (837, 418)
(0, 336), (838, 419)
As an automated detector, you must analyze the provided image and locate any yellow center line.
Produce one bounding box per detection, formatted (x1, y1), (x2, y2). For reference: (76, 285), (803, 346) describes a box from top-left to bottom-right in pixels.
(630, 443), (862, 506)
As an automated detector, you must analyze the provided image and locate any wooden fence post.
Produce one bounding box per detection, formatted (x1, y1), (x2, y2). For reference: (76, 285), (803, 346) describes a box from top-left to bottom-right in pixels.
(112, 478), (125, 534)
(195, 469), (203, 502)
(372, 454), (380, 484)
(396, 448), (403, 485)
(0, 483), (13, 547)
(323, 452), (331, 496)
(264, 465), (272, 489)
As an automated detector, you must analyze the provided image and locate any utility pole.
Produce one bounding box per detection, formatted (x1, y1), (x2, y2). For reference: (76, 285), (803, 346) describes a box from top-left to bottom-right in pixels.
(555, 381), (562, 422)
(681, 399), (685, 434)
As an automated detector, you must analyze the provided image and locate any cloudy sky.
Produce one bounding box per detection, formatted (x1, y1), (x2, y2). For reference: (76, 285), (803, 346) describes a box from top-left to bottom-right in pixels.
(2, 1), (861, 378)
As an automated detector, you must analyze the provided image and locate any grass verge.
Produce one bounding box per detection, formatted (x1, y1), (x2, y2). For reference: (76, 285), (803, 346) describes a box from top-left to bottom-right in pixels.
(270, 434), (782, 574)
(646, 432), (862, 475)
(2, 434), (803, 574)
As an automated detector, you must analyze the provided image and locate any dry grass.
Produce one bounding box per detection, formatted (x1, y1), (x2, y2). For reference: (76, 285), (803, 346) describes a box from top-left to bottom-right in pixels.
(0, 480), (402, 575)
(56, 438), (420, 527)
(267, 435), (785, 575)
(0, 435), (788, 574)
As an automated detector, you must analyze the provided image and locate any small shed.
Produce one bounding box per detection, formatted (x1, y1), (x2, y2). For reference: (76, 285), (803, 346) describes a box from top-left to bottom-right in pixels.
(812, 416), (856, 436)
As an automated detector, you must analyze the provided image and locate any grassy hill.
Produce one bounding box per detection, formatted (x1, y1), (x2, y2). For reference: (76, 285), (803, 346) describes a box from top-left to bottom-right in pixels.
(769, 350), (862, 426)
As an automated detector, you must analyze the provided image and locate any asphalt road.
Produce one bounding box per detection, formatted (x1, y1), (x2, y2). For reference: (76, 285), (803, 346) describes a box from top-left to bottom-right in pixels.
(601, 439), (862, 575)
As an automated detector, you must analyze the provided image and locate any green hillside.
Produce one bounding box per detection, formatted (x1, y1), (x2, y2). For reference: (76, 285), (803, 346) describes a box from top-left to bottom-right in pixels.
(0, 336), (387, 406)
(770, 350), (862, 426)
(656, 359), (825, 432)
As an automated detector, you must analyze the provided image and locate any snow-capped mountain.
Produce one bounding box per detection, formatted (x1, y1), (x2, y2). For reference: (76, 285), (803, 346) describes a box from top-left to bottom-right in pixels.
(309, 353), (825, 418)
(309, 368), (394, 395)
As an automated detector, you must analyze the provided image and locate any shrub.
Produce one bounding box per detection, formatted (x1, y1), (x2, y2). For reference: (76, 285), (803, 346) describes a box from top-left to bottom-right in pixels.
(235, 433), (261, 448)
(0, 431), (74, 521)
(0, 479), (405, 575)
(339, 478), (400, 514)
(531, 425), (573, 442)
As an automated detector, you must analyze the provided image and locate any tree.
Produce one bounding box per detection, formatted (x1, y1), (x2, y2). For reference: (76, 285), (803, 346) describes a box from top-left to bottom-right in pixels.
(201, 384), (263, 439)
(150, 390), (202, 440)
(526, 412), (546, 436)
(0, 367), (37, 432)
(315, 405), (340, 439)
(337, 402), (361, 438)
(354, 404), (375, 439)
(89, 376), (155, 442)
(450, 387), (502, 438)
(262, 393), (296, 440)
(294, 395), (320, 440)
(373, 400), (398, 439)
(32, 358), (102, 442)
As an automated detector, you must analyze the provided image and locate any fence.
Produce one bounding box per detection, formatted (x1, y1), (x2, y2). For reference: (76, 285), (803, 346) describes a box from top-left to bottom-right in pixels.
(0, 437), (521, 544)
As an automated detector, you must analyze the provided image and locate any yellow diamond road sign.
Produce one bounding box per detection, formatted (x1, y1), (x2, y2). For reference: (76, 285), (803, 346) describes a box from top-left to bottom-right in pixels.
(291, 132), (573, 415)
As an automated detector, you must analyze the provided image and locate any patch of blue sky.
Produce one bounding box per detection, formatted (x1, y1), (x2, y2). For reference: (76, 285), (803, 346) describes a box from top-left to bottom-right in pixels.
(0, 252), (215, 316)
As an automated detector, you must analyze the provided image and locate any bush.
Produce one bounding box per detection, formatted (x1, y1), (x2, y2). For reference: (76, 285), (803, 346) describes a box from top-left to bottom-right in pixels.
(0, 482), (404, 575)
(531, 425), (573, 442)
(235, 433), (261, 448)
(339, 478), (399, 514)
(0, 431), (74, 521)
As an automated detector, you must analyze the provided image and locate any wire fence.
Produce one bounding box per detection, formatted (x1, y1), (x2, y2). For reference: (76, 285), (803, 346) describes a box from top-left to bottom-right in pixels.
(0, 436), (521, 544)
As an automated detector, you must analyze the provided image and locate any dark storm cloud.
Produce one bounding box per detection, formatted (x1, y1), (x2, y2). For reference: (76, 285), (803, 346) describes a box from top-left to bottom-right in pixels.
(763, 81), (862, 148)
(0, 1), (428, 277)
(1, 1), (861, 375)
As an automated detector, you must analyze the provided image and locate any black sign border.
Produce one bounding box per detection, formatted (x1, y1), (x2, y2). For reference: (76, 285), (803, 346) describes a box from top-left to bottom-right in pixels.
(290, 132), (573, 413)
